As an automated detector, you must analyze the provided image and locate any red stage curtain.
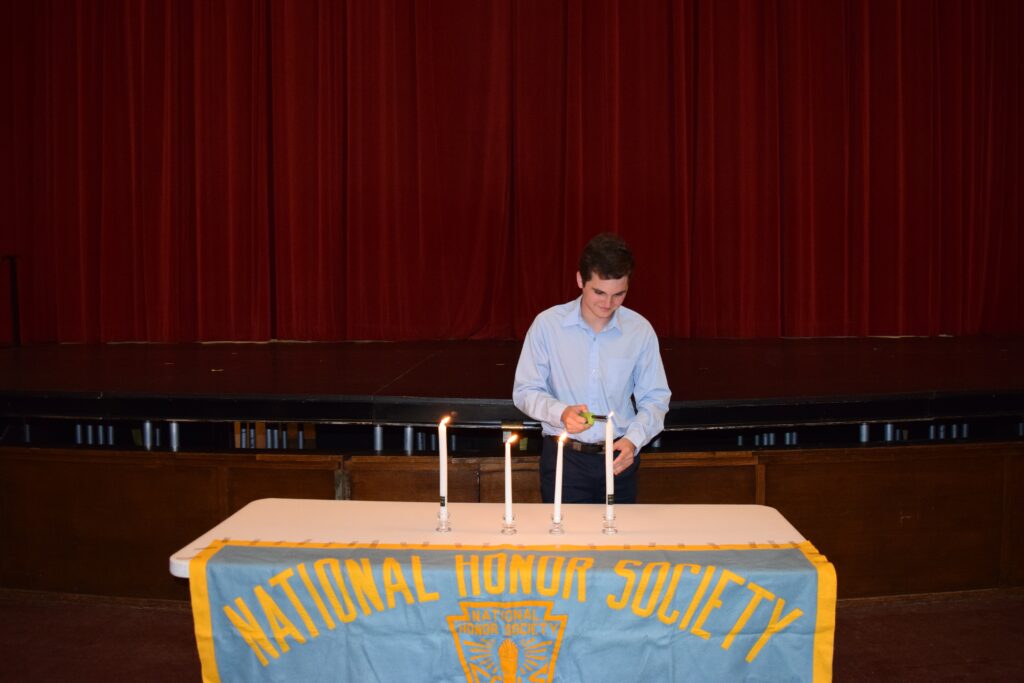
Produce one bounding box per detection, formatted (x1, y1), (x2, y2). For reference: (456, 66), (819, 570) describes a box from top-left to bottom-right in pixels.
(1, 0), (1021, 342)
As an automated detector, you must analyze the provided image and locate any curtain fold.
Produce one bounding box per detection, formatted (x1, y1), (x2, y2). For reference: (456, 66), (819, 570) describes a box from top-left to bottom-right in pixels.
(269, 0), (346, 340)
(1, 0), (1021, 342)
(341, 0), (513, 340)
(690, 0), (782, 337)
(191, 0), (271, 340)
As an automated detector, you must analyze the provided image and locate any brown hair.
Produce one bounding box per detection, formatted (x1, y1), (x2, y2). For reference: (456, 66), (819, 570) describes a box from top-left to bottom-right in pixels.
(578, 233), (634, 282)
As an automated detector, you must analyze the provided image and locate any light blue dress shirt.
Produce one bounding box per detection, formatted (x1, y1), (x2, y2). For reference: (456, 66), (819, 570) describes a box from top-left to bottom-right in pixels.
(512, 297), (671, 449)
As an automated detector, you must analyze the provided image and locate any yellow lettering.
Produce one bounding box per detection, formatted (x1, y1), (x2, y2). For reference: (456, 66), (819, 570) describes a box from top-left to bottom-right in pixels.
(268, 567), (319, 639)
(679, 565), (716, 630)
(296, 563), (335, 630)
(483, 553), (507, 594)
(723, 582), (775, 651)
(746, 598), (804, 662)
(509, 554), (535, 594)
(345, 558), (384, 615)
(223, 597), (280, 666)
(537, 556), (565, 597)
(606, 560), (642, 610)
(411, 555), (439, 603)
(455, 554), (480, 597)
(254, 586), (306, 652)
(691, 569), (746, 640)
(563, 557), (593, 602)
(382, 557), (415, 608)
(657, 563), (699, 625)
(632, 562), (671, 618)
(314, 558), (357, 623)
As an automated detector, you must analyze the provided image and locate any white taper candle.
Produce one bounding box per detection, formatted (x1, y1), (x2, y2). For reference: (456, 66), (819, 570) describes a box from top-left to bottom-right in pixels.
(554, 432), (567, 523)
(605, 412), (615, 519)
(504, 434), (517, 523)
(439, 416), (450, 518)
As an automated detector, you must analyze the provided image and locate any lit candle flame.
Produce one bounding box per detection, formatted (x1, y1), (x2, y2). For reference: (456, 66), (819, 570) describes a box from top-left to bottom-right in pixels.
(440, 416), (451, 426)
(558, 432), (567, 443)
(507, 434), (518, 444)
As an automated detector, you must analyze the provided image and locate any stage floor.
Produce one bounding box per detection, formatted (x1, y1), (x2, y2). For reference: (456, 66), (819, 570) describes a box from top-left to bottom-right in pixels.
(1, 337), (1022, 432)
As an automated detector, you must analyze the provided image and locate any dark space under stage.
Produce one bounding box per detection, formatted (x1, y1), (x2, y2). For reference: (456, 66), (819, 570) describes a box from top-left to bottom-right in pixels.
(1, 337), (1023, 453)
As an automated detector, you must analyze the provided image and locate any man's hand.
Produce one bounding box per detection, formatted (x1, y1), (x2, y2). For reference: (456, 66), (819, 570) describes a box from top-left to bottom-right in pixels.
(612, 437), (636, 475)
(561, 404), (591, 434)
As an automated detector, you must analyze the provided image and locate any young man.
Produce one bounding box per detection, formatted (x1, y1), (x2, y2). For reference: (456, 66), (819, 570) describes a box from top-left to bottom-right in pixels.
(512, 233), (671, 504)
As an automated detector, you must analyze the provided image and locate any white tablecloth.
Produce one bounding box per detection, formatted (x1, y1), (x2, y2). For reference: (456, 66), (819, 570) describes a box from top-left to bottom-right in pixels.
(170, 499), (806, 578)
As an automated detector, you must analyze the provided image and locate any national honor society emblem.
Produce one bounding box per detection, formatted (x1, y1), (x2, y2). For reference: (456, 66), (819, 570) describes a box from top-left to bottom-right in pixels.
(447, 601), (567, 682)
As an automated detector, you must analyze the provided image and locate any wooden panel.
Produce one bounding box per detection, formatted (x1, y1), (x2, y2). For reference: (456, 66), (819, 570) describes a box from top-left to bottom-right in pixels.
(479, 458), (541, 504)
(478, 454), (758, 505)
(346, 455), (480, 503)
(0, 449), (218, 599)
(2, 443), (1021, 601)
(1006, 452), (1024, 585)
(637, 453), (757, 504)
(0, 448), (342, 600)
(225, 454), (342, 511)
(762, 443), (1018, 598)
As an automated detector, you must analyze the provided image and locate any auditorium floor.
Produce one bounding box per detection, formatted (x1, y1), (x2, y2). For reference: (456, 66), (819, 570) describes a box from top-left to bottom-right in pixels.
(1, 588), (1022, 681)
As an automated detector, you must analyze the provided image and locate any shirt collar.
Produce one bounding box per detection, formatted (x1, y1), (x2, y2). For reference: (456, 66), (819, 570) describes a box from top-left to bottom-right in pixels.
(563, 296), (622, 334)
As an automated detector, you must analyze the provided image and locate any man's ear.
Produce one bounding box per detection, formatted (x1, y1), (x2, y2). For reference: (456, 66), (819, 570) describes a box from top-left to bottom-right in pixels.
(576, 271), (584, 289)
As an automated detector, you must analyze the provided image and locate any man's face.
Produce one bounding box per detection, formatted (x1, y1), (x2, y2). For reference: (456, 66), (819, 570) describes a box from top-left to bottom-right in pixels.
(576, 271), (629, 326)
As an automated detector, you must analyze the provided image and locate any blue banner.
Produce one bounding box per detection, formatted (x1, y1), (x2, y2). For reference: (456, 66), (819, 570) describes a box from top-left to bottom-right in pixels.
(191, 541), (835, 682)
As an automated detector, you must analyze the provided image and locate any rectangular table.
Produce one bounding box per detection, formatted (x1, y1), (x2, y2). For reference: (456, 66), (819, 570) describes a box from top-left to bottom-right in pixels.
(173, 499), (835, 682)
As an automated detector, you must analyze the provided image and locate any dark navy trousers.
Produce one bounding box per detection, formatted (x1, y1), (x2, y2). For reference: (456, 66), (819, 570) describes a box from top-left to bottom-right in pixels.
(539, 435), (638, 504)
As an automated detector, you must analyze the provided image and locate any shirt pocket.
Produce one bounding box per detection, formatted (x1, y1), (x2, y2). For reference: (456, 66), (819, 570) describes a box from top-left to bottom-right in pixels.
(604, 357), (636, 398)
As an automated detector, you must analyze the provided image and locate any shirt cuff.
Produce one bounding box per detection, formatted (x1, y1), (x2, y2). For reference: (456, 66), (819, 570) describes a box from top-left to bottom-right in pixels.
(549, 402), (569, 430)
(624, 425), (646, 450)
